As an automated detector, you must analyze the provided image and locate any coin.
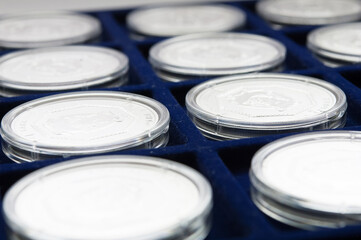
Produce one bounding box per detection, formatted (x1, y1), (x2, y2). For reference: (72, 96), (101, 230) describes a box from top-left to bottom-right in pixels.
(127, 4), (246, 37)
(0, 12), (101, 48)
(1, 91), (170, 162)
(0, 46), (128, 92)
(257, 0), (361, 25)
(3, 155), (212, 240)
(251, 131), (361, 228)
(308, 22), (361, 63)
(186, 73), (347, 139)
(149, 33), (286, 79)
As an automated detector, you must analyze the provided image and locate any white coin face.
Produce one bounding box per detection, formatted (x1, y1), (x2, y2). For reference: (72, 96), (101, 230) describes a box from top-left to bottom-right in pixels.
(255, 132), (361, 213)
(257, 0), (361, 25)
(150, 33), (285, 76)
(308, 23), (361, 63)
(0, 13), (101, 48)
(2, 92), (169, 154)
(127, 4), (246, 37)
(4, 156), (209, 240)
(0, 46), (128, 91)
(187, 74), (346, 129)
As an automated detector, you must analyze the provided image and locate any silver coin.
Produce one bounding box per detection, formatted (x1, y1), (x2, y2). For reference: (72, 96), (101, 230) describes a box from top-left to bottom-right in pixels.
(149, 33), (286, 78)
(312, 53), (354, 68)
(3, 155), (212, 240)
(186, 73), (347, 139)
(308, 22), (361, 63)
(257, 0), (361, 25)
(1, 91), (170, 162)
(126, 4), (246, 37)
(0, 46), (128, 92)
(251, 131), (361, 228)
(0, 12), (101, 48)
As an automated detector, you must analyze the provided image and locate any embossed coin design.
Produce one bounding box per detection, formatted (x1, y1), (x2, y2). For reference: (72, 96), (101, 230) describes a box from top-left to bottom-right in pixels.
(127, 4), (246, 37)
(257, 0), (361, 26)
(3, 155), (213, 240)
(308, 22), (361, 64)
(149, 33), (286, 82)
(1, 91), (170, 163)
(250, 131), (361, 229)
(0, 46), (129, 96)
(186, 73), (347, 140)
(0, 12), (101, 49)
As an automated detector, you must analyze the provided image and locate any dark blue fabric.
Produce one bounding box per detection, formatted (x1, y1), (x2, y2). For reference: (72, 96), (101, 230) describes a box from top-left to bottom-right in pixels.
(1, 1), (361, 239)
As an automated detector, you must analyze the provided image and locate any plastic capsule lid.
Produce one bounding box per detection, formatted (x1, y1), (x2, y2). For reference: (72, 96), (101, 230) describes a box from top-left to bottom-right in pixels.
(0, 12), (101, 48)
(0, 46), (129, 91)
(186, 73), (347, 131)
(256, 0), (361, 25)
(250, 131), (361, 215)
(126, 4), (246, 37)
(308, 22), (361, 63)
(149, 33), (286, 76)
(0, 91), (170, 157)
(3, 155), (213, 240)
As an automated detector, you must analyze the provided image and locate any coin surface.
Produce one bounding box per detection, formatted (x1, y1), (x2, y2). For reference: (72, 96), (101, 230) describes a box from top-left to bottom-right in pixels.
(251, 131), (361, 214)
(0, 46), (128, 91)
(149, 33), (286, 77)
(127, 4), (246, 37)
(3, 155), (212, 240)
(308, 22), (361, 63)
(186, 73), (345, 128)
(186, 73), (347, 139)
(257, 0), (361, 25)
(1, 91), (170, 158)
(0, 12), (101, 48)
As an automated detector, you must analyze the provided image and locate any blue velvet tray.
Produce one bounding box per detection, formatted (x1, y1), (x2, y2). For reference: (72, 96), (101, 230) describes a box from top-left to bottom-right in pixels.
(2, 1), (361, 239)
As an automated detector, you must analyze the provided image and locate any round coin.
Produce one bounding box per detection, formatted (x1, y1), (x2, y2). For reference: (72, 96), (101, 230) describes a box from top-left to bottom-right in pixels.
(251, 131), (361, 228)
(3, 155), (213, 240)
(0, 46), (128, 92)
(257, 0), (361, 25)
(1, 91), (170, 162)
(186, 73), (347, 139)
(127, 4), (246, 37)
(149, 33), (286, 79)
(0, 12), (101, 48)
(308, 22), (361, 63)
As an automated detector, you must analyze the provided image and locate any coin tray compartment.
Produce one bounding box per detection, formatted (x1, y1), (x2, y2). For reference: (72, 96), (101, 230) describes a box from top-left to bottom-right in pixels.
(283, 27), (316, 47)
(88, 12), (117, 42)
(2, 1), (361, 240)
(340, 68), (361, 90)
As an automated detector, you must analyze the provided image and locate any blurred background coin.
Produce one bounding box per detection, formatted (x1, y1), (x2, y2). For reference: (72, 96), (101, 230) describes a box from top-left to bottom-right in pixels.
(308, 22), (361, 65)
(0, 46), (129, 96)
(149, 33), (286, 82)
(257, 0), (361, 26)
(127, 4), (246, 38)
(0, 12), (101, 48)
